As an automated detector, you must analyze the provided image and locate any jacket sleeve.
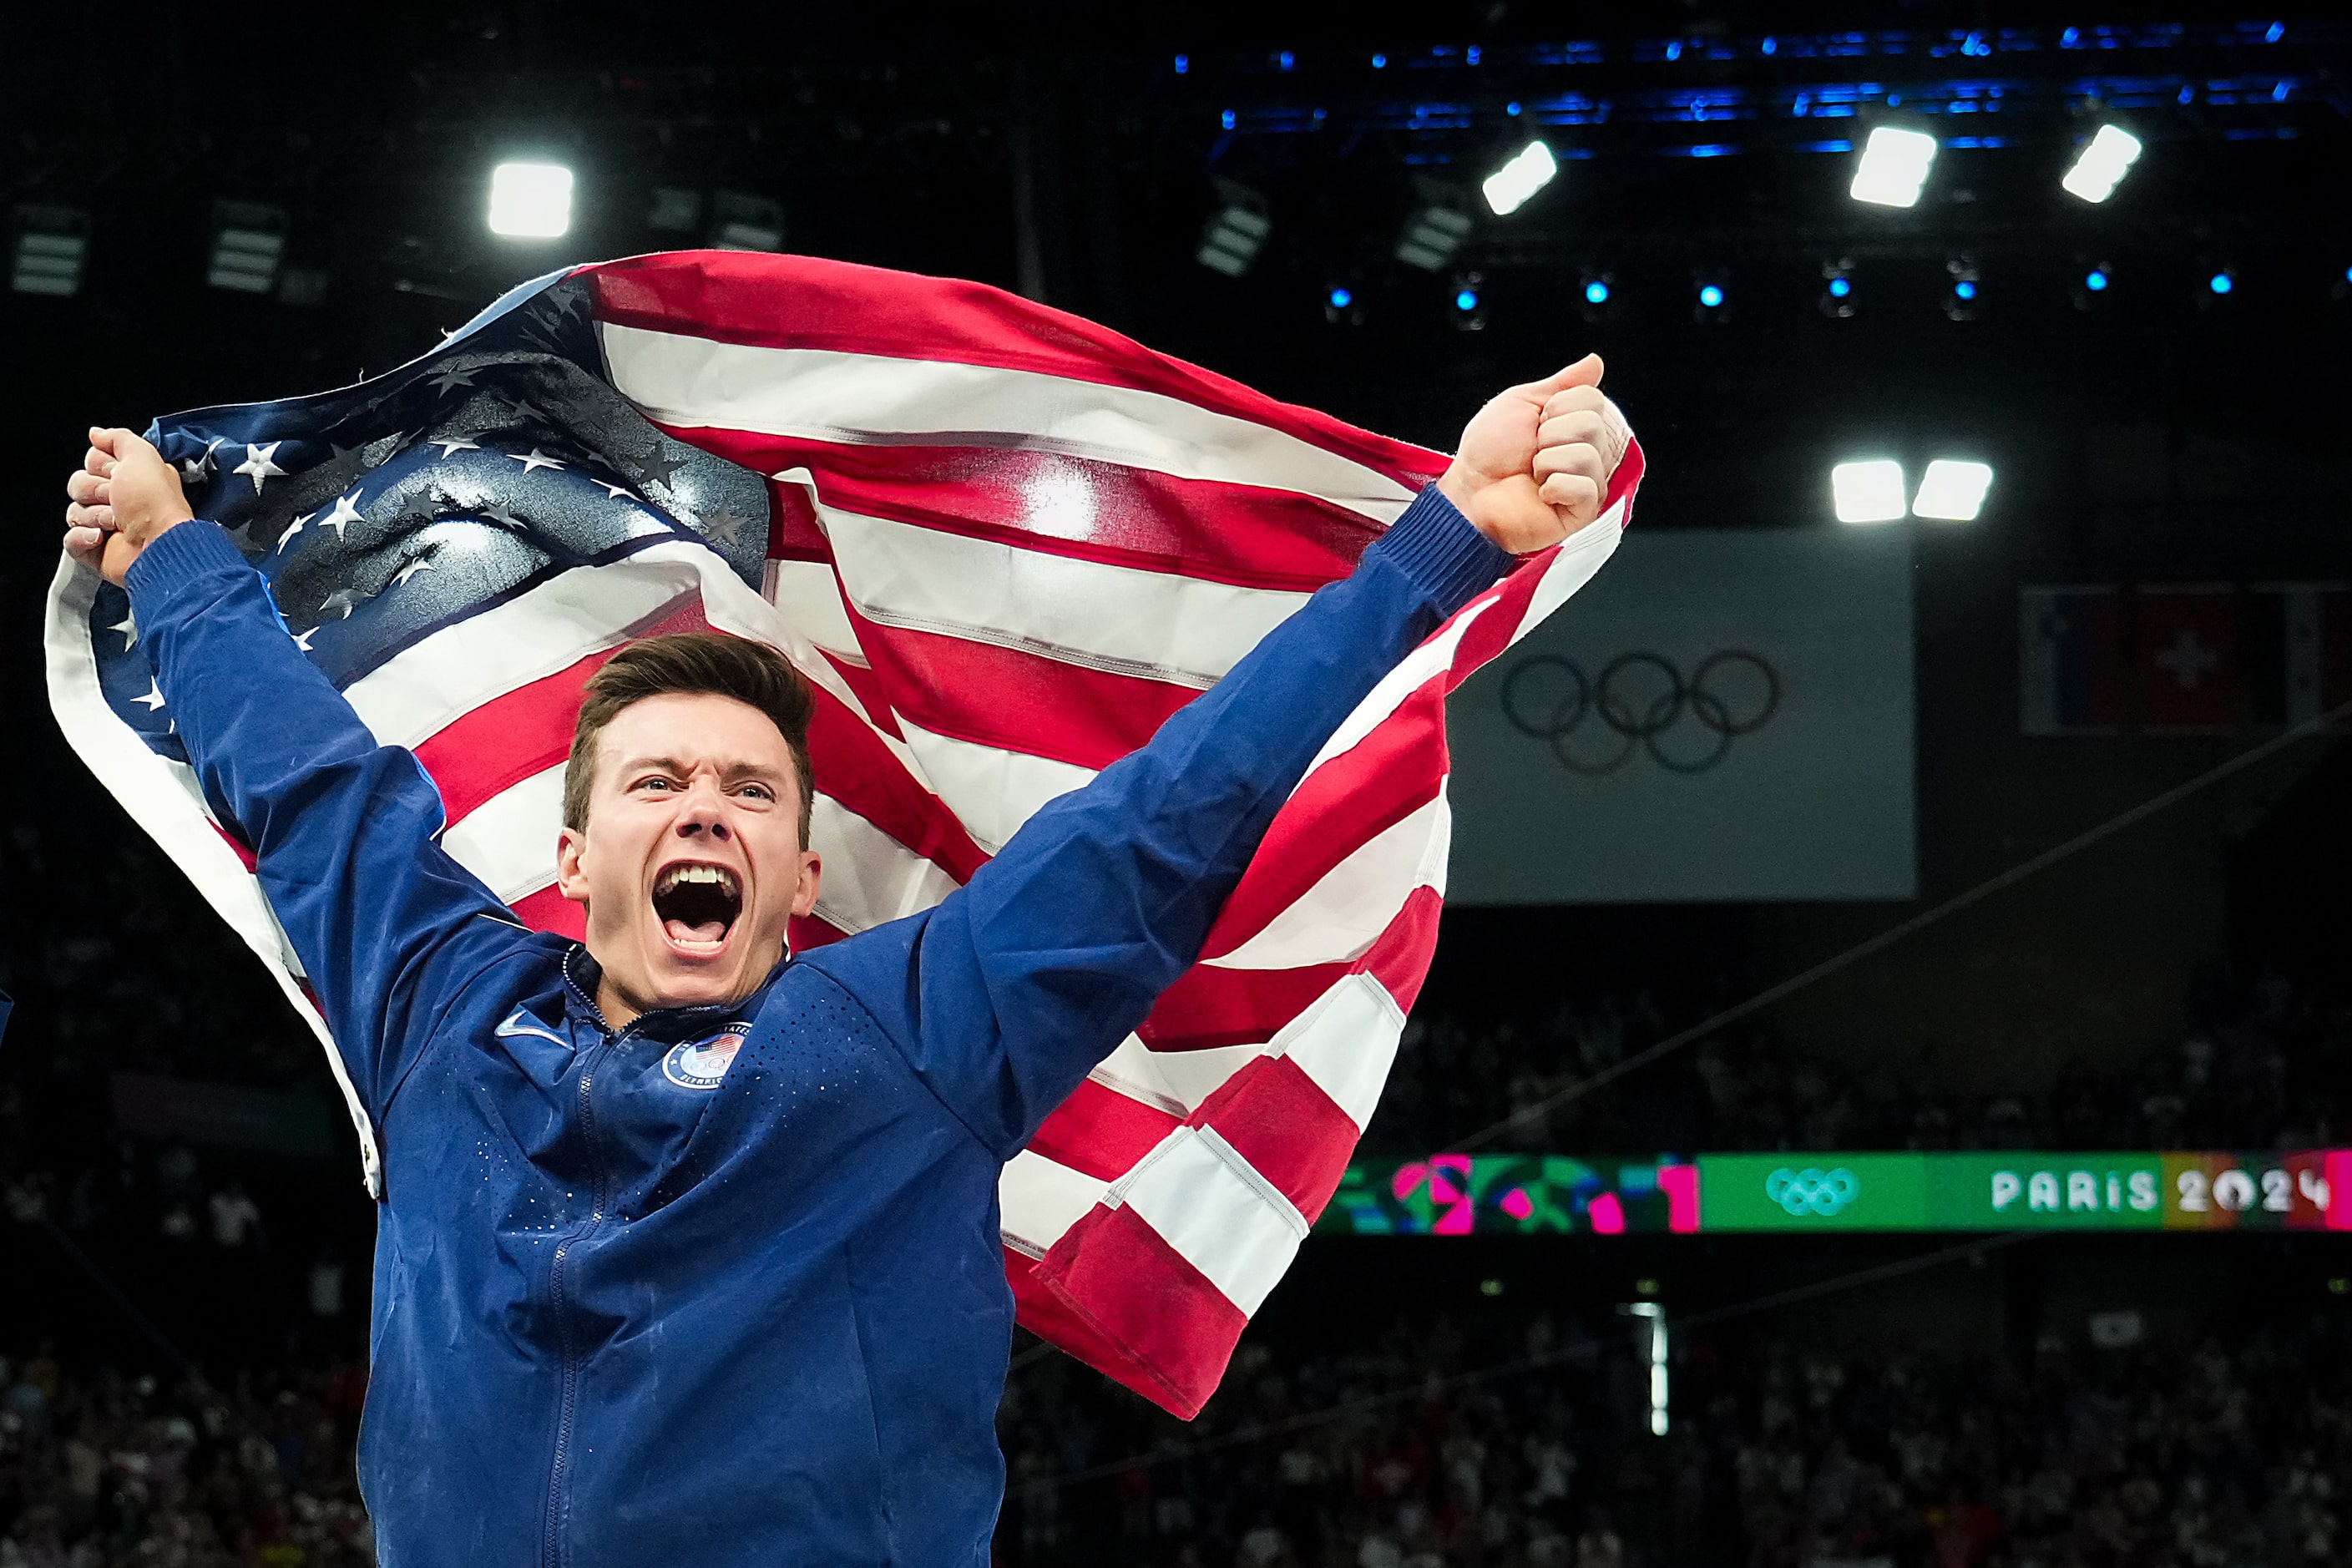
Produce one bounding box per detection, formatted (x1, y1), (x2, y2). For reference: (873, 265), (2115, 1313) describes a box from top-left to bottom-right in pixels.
(125, 522), (529, 1122)
(806, 485), (1514, 1157)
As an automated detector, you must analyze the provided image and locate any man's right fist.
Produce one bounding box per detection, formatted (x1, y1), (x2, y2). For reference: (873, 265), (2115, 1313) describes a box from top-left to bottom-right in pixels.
(65, 427), (195, 587)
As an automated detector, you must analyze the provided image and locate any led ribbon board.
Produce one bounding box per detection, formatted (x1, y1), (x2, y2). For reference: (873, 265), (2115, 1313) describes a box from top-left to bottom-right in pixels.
(1315, 1151), (2350, 1234)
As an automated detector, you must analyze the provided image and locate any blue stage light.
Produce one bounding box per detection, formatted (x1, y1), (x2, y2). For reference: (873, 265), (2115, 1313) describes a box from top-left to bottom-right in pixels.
(1454, 288), (1479, 311)
(1828, 276), (1851, 298)
(1174, 54), (1189, 74)
(1221, 109), (1237, 130)
(1372, 53), (1387, 68)
(1585, 280), (1610, 305)
(2208, 271), (2233, 295)
(1698, 284), (1724, 308)
(1954, 280), (1978, 301)
(1328, 286), (1353, 309)
(2086, 269), (2109, 291)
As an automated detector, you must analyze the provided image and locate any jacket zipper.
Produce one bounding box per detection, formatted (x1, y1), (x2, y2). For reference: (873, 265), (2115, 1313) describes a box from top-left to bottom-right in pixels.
(542, 1022), (629, 1568)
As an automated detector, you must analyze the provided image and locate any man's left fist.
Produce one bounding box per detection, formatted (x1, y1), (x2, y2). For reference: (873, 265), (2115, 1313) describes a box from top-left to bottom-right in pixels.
(1435, 354), (1632, 554)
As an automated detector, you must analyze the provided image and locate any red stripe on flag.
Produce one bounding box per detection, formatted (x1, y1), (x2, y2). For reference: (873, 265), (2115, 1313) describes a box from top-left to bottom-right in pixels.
(413, 649), (614, 825)
(1195, 687), (1447, 961)
(848, 609), (1201, 773)
(803, 685), (991, 885)
(674, 425), (1375, 590)
(1025, 1079), (1182, 1184)
(1004, 1249), (1175, 1412)
(787, 911), (850, 953)
(1189, 1055), (1362, 1223)
(511, 884), (584, 940)
(1139, 884), (1440, 1053)
(587, 252), (1448, 497)
(1029, 1202), (1247, 1421)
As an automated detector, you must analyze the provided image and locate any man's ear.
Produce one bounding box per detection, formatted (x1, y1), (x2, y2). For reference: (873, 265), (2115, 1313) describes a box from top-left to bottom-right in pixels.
(791, 851), (822, 920)
(555, 825), (591, 905)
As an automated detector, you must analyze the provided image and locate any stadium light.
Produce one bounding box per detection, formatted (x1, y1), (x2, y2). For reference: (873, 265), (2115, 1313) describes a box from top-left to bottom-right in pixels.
(12, 204), (89, 297)
(207, 201), (288, 295)
(1912, 460), (1994, 520)
(1819, 258), (1857, 319)
(1849, 127), (1938, 208)
(1196, 181), (1272, 277)
(488, 162), (574, 239)
(1832, 460), (1908, 524)
(1395, 184), (1474, 272)
(1626, 1302), (1668, 1436)
(2061, 124), (2143, 203)
(1450, 272), (1487, 331)
(1481, 139), (1557, 216)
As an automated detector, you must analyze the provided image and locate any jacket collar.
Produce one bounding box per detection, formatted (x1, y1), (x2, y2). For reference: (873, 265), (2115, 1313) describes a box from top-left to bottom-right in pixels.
(559, 945), (790, 1043)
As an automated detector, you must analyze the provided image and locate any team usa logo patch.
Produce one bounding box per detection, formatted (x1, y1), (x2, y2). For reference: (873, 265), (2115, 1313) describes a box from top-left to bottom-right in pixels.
(662, 1026), (749, 1091)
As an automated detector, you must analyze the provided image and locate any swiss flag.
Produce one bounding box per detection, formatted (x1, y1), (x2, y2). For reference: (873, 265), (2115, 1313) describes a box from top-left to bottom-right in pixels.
(2134, 584), (2236, 731)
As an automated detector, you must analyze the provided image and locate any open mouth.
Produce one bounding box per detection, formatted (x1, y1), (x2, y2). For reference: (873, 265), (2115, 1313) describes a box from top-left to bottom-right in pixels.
(651, 862), (743, 956)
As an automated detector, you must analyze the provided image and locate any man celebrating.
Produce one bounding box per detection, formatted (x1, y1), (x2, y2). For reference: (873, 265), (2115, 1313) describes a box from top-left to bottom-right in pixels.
(62, 356), (1631, 1567)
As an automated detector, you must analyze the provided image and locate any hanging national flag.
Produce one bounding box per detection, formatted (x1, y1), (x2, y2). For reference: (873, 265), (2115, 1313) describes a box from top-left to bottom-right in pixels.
(46, 251), (1642, 1419)
(2133, 582), (2236, 732)
(2019, 584), (2126, 735)
(2244, 581), (2352, 728)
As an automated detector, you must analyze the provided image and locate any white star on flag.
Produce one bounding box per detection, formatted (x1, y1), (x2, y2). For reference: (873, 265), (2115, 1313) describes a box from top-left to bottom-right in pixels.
(431, 437), (481, 458)
(508, 447), (565, 474)
(600, 482), (635, 501)
(235, 442), (287, 493)
(320, 491), (365, 539)
(181, 437), (226, 483)
(134, 678), (168, 711)
(392, 556), (437, 585)
(110, 612), (139, 650)
(427, 366), (477, 395)
(291, 626), (319, 652)
(277, 512), (315, 553)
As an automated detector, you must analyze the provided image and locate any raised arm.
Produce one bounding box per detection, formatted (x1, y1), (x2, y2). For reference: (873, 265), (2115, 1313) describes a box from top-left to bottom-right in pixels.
(66, 429), (525, 1120)
(806, 359), (1631, 1155)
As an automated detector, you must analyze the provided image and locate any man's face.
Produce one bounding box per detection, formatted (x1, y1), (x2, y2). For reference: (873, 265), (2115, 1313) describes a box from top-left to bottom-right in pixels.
(554, 692), (821, 1025)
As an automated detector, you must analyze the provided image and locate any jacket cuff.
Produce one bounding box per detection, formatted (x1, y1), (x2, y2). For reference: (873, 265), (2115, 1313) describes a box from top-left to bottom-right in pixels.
(1364, 483), (1518, 616)
(124, 521), (252, 606)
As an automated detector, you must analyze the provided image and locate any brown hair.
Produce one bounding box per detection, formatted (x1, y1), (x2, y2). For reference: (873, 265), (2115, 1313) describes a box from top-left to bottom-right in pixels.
(562, 632), (817, 841)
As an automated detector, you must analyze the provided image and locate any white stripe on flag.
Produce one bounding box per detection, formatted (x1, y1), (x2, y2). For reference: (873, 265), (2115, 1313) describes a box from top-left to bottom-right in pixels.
(999, 1148), (1112, 1257)
(1510, 500), (1629, 642)
(439, 765), (565, 903)
(893, 719), (1096, 855)
(1115, 1126), (1308, 1317)
(807, 793), (963, 936)
(1205, 789), (1451, 970)
(1092, 1034), (1257, 1115)
(762, 559), (866, 665)
(345, 554), (706, 748)
(1274, 973), (1409, 1131)
(818, 504), (1311, 687)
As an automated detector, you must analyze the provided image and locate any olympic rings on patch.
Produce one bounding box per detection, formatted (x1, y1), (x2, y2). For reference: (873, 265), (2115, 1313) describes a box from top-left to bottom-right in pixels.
(1764, 1166), (1860, 1217)
(1500, 650), (1780, 776)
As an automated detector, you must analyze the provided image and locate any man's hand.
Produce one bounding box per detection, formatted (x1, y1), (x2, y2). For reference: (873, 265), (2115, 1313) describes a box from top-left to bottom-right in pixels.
(1435, 354), (1632, 554)
(64, 427), (195, 587)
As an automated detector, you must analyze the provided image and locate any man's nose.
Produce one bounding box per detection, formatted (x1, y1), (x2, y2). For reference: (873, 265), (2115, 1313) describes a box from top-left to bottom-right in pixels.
(673, 778), (733, 842)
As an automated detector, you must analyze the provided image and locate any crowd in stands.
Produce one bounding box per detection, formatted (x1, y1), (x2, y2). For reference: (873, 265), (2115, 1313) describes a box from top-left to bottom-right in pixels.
(991, 1301), (2350, 1568)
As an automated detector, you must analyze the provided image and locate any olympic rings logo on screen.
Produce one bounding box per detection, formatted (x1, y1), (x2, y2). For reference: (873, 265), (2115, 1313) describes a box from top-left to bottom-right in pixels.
(1500, 651), (1781, 776)
(1764, 1166), (1860, 1217)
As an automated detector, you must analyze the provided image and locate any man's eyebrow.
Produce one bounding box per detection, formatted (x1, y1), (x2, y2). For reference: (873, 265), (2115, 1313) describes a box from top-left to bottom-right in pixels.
(615, 755), (787, 780)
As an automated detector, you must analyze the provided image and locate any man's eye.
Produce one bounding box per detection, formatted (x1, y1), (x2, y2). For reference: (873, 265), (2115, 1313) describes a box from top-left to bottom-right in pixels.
(739, 783), (774, 802)
(634, 776), (674, 792)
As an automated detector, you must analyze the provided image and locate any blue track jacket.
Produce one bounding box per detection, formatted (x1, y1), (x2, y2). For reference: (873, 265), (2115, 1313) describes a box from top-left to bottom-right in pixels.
(124, 486), (1513, 1567)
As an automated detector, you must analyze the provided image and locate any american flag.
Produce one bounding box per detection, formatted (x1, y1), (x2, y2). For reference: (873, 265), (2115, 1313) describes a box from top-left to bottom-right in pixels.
(45, 252), (1641, 1417)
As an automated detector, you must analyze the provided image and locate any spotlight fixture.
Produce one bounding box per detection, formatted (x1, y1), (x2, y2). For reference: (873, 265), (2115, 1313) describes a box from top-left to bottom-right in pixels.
(1692, 270), (1730, 325)
(1481, 139), (1558, 217)
(1322, 280), (1366, 326)
(1395, 181), (1474, 272)
(2061, 124), (2143, 204)
(1576, 269), (1616, 324)
(1941, 256), (1983, 322)
(1818, 259), (1857, 319)
(1196, 181), (1272, 278)
(2205, 267), (2237, 298)
(709, 191), (785, 251)
(1831, 460), (1908, 524)
(206, 201), (289, 295)
(1450, 271), (1488, 331)
(1912, 460), (1994, 521)
(13, 204), (90, 297)
(1849, 126), (1938, 208)
(488, 161), (574, 239)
